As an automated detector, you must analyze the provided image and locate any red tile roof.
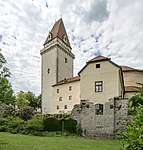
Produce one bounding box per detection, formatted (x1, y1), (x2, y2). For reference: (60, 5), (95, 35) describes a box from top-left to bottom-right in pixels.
(44, 18), (71, 47)
(52, 76), (80, 86)
(121, 66), (143, 72)
(78, 55), (120, 75)
(88, 56), (109, 63)
(125, 86), (140, 92)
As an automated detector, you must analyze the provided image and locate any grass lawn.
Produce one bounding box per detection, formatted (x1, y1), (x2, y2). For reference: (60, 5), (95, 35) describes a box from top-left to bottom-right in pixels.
(0, 132), (122, 150)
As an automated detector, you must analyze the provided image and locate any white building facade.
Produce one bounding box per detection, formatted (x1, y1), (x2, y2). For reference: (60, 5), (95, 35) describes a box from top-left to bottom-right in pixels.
(41, 18), (143, 114)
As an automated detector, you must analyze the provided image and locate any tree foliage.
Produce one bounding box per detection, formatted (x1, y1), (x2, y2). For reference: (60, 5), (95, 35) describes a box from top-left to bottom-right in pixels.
(122, 85), (143, 150)
(128, 85), (143, 115)
(123, 105), (143, 150)
(15, 106), (34, 121)
(0, 48), (11, 78)
(0, 49), (15, 105)
(15, 91), (29, 109)
(25, 91), (41, 110)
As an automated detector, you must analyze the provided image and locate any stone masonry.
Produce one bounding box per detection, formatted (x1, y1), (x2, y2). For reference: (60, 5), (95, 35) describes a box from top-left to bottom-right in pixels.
(71, 97), (130, 139)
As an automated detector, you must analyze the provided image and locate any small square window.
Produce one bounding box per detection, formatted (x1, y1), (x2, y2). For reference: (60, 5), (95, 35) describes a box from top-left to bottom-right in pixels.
(57, 106), (59, 109)
(59, 97), (62, 101)
(64, 105), (67, 109)
(96, 64), (100, 68)
(57, 89), (59, 93)
(69, 86), (72, 91)
(69, 96), (72, 100)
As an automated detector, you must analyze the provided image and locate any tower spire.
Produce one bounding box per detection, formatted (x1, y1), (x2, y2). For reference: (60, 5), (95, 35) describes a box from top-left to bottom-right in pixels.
(44, 18), (71, 48)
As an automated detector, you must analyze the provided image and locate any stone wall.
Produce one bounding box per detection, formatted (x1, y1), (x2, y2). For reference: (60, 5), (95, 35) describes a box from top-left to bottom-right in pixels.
(71, 98), (130, 139)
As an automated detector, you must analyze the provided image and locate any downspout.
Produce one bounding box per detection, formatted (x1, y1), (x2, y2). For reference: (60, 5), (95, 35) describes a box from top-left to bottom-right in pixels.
(113, 98), (116, 139)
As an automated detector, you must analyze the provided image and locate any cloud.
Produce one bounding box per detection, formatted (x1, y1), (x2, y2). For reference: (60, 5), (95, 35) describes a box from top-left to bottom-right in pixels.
(84, 0), (109, 23)
(0, 0), (143, 95)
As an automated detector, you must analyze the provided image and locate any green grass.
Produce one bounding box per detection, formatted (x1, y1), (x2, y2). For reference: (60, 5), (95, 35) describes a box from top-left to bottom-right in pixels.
(0, 132), (122, 150)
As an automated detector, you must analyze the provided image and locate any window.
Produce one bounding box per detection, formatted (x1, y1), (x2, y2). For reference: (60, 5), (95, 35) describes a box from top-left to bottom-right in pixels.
(59, 97), (62, 101)
(65, 58), (68, 63)
(48, 33), (52, 40)
(95, 104), (103, 115)
(64, 105), (67, 109)
(47, 68), (50, 74)
(69, 96), (72, 100)
(95, 81), (103, 92)
(96, 64), (100, 68)
(69, 86), (72, 91)
(64, 36), (67, 41)
(57, 106), (59, 109)
(57, 89), (59, 93)
(64, 35), (67, 42)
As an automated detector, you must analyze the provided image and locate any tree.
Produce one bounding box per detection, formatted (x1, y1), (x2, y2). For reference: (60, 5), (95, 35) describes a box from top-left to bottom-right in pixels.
(122, 85), (143, 150)
(25, 91), (41, 110)
(15, 91), (29, 109)
(128, 85), (143, 115)
(15, 105), (34, 121)
(122, 105), (143, 150)
(0, 49), (15, 105)
(36, 94), (42, 109)
(0, 48), (11, 78)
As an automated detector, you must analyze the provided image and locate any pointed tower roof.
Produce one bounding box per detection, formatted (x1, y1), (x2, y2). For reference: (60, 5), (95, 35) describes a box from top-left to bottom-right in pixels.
(44, 18), (71, 48)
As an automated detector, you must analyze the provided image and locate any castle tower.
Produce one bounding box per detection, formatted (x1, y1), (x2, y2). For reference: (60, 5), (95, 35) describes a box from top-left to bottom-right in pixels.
(40, 18), (75, 114)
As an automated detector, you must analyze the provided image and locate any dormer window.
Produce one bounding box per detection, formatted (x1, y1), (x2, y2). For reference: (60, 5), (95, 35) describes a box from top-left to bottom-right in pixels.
(63, 35), (67, 43)
(48, 32), (52, 41)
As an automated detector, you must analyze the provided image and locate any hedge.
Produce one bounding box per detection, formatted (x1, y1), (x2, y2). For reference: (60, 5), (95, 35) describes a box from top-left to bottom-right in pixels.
(43, 116), (77, 133)
(43, 117), (61, 131)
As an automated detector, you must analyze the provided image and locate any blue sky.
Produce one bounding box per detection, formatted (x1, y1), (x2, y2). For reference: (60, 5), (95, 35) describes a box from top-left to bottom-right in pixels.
(0, 0), (143, 94)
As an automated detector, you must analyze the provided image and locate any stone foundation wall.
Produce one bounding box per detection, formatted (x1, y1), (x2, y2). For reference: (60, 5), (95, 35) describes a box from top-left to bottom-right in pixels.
(71, 98), (130, 139)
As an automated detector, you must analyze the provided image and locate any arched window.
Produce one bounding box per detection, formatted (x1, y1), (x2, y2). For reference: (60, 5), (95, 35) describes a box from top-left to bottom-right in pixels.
(64, 35), (67, 43)
(47, 68), (50, 74)
(48, 32), (52, 41)
(69, 86), (72, 91)
(95, 104), (103, 115)
(65, 58), (68, 63)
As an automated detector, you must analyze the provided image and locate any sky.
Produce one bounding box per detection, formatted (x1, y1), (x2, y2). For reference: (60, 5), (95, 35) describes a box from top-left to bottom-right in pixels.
(0, 0), (143, 95)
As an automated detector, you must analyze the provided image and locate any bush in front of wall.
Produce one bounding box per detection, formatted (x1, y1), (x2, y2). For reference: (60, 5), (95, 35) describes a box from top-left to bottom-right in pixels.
(43, 116), (61, 131)
(63, 118), (77, 133)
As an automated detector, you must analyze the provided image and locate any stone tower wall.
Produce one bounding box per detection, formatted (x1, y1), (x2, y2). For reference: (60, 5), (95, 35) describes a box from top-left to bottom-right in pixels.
(41, 37), (74, 114)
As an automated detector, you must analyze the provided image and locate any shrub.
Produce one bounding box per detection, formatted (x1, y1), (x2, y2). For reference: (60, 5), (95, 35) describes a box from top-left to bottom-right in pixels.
(0, 113), (7, 131)
(3, 116), (25, 133)
(122, 105), (143, 150)
(0, 103), (15, 118)
(26, 115), (43, 135)
(43, 117), (61, 131)
(15, 106), (34, 121)
(63, 118), (77, 133)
